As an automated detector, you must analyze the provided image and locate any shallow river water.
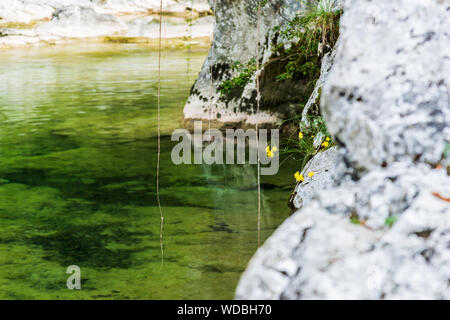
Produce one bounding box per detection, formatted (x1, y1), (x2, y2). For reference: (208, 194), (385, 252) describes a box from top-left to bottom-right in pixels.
(0, 43), (295, 299)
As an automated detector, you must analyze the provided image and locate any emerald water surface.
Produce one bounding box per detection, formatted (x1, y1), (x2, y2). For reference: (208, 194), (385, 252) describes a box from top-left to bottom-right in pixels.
(0, 43), (294, 299)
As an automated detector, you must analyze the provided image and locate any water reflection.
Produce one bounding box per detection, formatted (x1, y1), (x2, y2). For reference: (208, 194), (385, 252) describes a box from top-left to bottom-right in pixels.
(0, 44), (293, 299)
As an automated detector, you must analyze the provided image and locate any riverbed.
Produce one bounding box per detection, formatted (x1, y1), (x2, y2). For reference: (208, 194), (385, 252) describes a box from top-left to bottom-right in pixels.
(0, 43), (295, 299)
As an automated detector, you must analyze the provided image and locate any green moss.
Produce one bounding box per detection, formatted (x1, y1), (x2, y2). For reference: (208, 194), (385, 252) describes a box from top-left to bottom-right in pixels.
(350, 217), (361, 225)
(218, 59), (257, 95)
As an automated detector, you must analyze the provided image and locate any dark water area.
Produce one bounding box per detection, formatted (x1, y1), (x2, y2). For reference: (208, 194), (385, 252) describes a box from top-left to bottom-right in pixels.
(0, 43), (296, 299)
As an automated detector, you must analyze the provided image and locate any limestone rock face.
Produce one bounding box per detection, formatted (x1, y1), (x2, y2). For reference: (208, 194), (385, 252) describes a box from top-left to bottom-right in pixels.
(0, 28), (41, 46)
(0, 1), (211, 24)
(0, 1), (79, 24)
(124, 14), (214, 38)
(322, 0), (450, 173)
(92, 0), (210, 15)
(183, 0), (305, 126)
(300, 48), (338, 130)
(35, 6), (127, 38)
(0, 0), (212, 47)
(236, 0), (450, 300)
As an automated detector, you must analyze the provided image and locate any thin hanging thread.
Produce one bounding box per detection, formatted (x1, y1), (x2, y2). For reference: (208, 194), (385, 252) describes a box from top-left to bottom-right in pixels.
(208, 0), (217, 135)
(186, 0), (194, 84)
(157, 0), (164, 268)
(256, 0), (262, 247)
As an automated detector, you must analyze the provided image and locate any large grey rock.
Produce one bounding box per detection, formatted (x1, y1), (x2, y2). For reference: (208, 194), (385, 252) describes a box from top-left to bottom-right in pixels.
(237, 0), (450, 300)
(237, 164), (450, 300)
(322, 0), (450, 172)
(184, 0), (305, 126)
(35, 6), (127, 38)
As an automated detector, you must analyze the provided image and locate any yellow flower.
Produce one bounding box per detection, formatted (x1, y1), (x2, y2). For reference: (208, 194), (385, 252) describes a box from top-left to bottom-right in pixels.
(326, 137), (331, 141)
(322, 141), (329, 148)
(298, 132), (304, 139)
(311, 135), (315, 138)
(294, 171), (304, 182)
(266, 146), (277, 158)
(308, 171), (316, 178)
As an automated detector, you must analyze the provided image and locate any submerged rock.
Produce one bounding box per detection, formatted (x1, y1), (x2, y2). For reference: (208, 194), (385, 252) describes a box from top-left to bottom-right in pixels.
(237, 0), (450, 300)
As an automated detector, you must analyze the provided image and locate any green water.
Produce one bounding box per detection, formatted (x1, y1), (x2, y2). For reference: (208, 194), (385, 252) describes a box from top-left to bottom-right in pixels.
(0, 43), (294, 299)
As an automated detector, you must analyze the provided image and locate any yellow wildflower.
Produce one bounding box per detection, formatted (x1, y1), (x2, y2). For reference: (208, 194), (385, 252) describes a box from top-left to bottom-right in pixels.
(322, 141), (329, 148)
(266, 146), (277, 158)
(294, 171), (304, 182)
(298, 132), (304, 139)
(308, 171), (316, 178)
(311, 135), (315, 138)
(326, 137), (331, 141)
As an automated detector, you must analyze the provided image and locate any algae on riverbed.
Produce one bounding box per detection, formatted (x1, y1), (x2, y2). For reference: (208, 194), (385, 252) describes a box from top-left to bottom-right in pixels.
(0, 44), (295, 299)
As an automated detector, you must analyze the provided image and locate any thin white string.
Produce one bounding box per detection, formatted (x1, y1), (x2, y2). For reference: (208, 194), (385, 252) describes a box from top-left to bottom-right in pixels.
(157, 0), (164, 269)
(186, 0), (194, 84)
(208, 0), (217, 136)
(256, 0), (262, 247)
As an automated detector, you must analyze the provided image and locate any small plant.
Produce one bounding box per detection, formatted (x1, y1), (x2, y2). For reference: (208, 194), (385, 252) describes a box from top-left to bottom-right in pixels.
(265, 145), (278, 158)
(282, 114), (334, 172)
(444, 142), (450, 159)
(273, 0), (342, 81)
(350, 216), (361, 225)
(294, 171), (304, 182)
(384, 216), (398, 228)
